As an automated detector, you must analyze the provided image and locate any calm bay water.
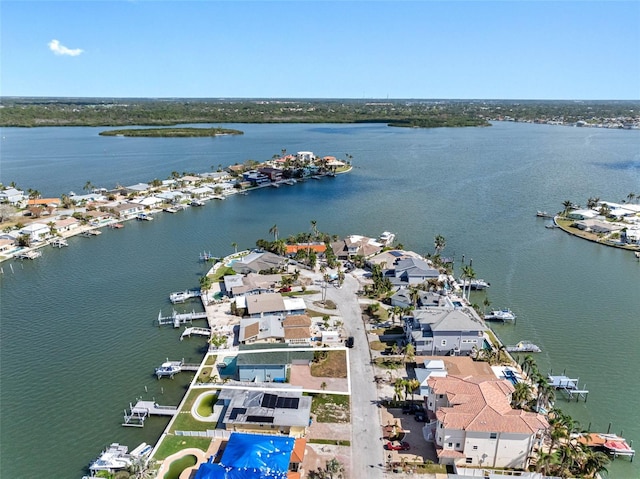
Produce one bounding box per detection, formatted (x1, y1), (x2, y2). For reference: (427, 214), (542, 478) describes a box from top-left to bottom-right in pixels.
(1, 122), (639, 478)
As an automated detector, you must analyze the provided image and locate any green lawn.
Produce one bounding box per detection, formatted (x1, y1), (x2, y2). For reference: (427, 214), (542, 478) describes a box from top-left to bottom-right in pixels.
(153, 436), (211, 461)
(162, 454), (198, 479)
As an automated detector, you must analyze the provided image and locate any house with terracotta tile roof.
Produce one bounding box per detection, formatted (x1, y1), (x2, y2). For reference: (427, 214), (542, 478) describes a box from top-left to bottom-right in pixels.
(285, 243), (327, 255)
(425, 375), (548, 469)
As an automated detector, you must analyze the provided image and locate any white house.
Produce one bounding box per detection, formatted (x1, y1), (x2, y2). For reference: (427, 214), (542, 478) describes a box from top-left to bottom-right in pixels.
(426, 375), (548, 470)
(18, 223), (50, 243)
(0, 188), (25, 204)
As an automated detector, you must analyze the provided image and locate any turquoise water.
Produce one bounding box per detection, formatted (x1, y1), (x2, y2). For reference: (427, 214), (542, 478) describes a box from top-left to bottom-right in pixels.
(1, 122), (639, 477)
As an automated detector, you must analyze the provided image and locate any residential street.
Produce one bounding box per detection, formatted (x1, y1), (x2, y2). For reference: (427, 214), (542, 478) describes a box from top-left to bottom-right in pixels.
(325, 274), (385, 479)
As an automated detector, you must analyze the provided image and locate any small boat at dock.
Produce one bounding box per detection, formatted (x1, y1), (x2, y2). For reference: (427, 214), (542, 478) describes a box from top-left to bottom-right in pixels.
(163, 205), (183, 213)
(50, 238), (68, 248)
(190, 199), (205, 207)
(579, 433), (635, 460)
(109, 222), (124, 229)
(136, 212), (153, 221)
(16, 250), (42, 260)
(458, 278), (490, 290)
(169, 289), (201, 304)
(155, 360), (182, 378)
(484, 308), (516, 322)
(506, 341), (541, 353)
(536, 210), (554, 218)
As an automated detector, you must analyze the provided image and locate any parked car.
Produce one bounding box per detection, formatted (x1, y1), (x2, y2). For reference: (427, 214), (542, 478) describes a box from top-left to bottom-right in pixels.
(345, 336), (354, 348)
(385, 441), (410, 451)
(278, 286), (291, 293)
(414, 411), (426, 422)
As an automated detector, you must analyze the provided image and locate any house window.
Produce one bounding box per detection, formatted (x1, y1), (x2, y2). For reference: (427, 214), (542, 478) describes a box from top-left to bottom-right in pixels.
(466, 458), (473, 464)
(473, 445), (478, 450)
(490, 432), (497, 439)
(441, 339), (447, 346)
(456, 443), (461, 448)
(447, 442), (453, 448)
(439, 394), (444, 399)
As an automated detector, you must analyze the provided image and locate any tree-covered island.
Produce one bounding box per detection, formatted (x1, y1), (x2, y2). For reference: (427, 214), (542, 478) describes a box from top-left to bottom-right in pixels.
(99, 127), (243, 137)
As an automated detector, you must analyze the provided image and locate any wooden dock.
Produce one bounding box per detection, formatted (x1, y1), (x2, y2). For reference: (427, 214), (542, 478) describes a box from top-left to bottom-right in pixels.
(122, 400), (177, 427)
(157, 309), (207, 328)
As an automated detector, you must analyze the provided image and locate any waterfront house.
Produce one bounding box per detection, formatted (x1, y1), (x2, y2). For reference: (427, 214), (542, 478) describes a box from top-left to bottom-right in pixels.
(404, 307), (485, 356)
(425, 375), (548, 469)
(53, 217), (81, 233)
(217, 387), (312, 436)
(0, 187), (25, 205)
(130, 196), (162, 208)
(0, 238), (16, 255)
(111, 202), (144, 219)
(235, 349), (314, 383)
(331, 234), (384, 260)
(223, 272), (281, 297)
(567, 209), (599, 220)
(18, 222), (50, 243)
(155, 190), (184, 203)
(285, 243), (327, 256)
(258, 166), (283, 182)
(241, 170), (271, 186)
(391, 257), (440, 285)
(185, 185), (213, 198)
(239, 313), (311, 346)
(193, 432), (306, 479)
(391, 289), (452, 309)
(231, 251), (287, 274)
(124, 183), (150, 195)
(240, 292), (306, 318)
(296, 151), (315, 163)
(83, 210), (114, 225)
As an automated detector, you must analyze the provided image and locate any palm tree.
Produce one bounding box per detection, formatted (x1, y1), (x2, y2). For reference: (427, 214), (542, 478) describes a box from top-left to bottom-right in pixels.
(83, 180), (94, 192)
(269, 224), (279, 241)
(434, 234), (446, 255)
(511, 381), (533, 409)
(482, 297), (491, 316)
(393, 378), (406, 401)
(521, 354), (537, 378)
(310, 219), (318, 239)
(404, 344), (415, 365)
(562, 200), (573, 216)
(406, 378), (420, 403)
(626, 192), (636, 204)
(231, 241), (238, 254)
(581, 449), (610, 478)
(460, 264), (476, 300)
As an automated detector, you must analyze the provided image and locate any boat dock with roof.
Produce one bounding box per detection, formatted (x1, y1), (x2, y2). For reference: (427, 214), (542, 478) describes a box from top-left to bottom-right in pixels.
(169, 289), (201, 303)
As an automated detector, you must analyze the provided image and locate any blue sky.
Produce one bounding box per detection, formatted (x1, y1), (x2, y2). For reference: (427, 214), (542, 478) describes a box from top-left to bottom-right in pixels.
(1, 1), (639, 100)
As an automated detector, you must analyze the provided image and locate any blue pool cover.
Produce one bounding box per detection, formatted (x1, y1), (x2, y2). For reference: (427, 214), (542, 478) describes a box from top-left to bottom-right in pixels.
(194, 433), (295, 479)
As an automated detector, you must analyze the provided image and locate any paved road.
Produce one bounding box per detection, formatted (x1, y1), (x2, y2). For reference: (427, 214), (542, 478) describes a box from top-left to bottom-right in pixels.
(326, 274), (385, 478)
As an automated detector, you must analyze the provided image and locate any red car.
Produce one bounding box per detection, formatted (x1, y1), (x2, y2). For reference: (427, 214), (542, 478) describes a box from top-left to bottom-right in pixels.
(385, 441), (410, 451)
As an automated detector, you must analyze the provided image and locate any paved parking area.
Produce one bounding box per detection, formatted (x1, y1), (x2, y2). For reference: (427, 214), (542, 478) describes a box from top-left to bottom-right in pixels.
(289, 363), (349, 393)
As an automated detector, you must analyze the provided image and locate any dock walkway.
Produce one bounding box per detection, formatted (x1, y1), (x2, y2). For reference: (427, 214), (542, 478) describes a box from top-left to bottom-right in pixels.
(157, 309), (207, 328)
(122, 400), (177, 427)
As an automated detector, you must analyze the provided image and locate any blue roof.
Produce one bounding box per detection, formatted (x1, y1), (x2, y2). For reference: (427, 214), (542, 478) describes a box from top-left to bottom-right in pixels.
(194, 433), (295, 479)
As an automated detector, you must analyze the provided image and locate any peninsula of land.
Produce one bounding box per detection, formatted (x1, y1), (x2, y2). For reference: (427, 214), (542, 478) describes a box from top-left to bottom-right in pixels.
(98, 127), (243, 137)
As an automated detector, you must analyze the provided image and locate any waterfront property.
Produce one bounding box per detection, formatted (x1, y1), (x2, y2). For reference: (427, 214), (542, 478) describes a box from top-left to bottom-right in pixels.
(425, 375), (548, 469)
(216, 386), (312, 437)
(404, 307), (486, 356)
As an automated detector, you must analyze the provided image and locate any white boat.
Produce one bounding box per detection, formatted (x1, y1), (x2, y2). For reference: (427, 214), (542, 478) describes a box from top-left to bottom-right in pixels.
(89, 443), (132, 473)
(169, 289), (201, 304)
(16, 250), (42, 259)
(50, 238), (68, 248)
(190, 199), (205, 207)
(458, 278), (490, 290)
(136, 213), (153, 221)
(155, 360), (182, 378)
(484, 308), (516, 321)
(379, 231), (396, 246)
(163, 205), (183, 213)
(506, 341), (541, 353)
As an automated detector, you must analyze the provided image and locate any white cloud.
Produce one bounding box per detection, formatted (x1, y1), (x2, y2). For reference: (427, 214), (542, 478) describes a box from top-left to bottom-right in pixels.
(48, 39), (83, 57)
